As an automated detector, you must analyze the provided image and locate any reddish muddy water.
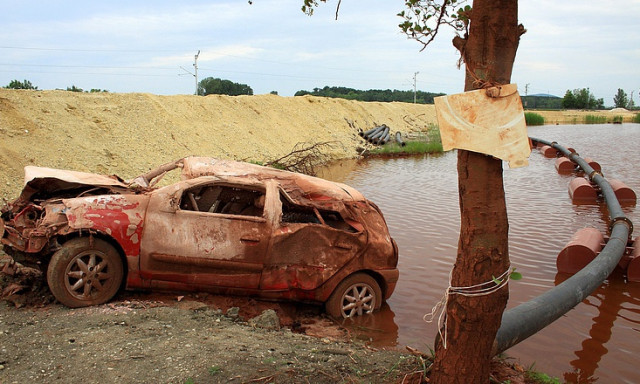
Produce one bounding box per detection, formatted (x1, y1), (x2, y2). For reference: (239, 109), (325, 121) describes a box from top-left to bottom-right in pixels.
(320, 124), (640, 383)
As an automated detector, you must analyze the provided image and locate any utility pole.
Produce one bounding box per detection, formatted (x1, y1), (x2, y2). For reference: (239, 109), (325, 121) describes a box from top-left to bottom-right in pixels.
(413, 71), (419, 103)
(524, 83), (529, 108)
(194, 50), (200, 95)
(180, 50), (201, 95)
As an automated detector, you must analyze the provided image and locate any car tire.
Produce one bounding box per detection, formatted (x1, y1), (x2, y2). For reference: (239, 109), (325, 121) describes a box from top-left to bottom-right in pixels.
(47, 237), (124, 308)
(325, 273), (382, 319)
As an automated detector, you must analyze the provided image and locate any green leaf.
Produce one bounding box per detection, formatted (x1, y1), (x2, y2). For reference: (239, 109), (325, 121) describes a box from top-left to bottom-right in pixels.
(510, 271), (523, 280)
(492, 276), (502, 285)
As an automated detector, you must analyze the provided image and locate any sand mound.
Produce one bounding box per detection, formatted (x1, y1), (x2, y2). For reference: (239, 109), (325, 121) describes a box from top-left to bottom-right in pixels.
(0, 89), (437, 200)
(609, 107), (630, 113)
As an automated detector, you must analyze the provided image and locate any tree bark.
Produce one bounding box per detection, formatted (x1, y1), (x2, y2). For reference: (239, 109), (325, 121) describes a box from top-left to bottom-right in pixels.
(430, 1), (522, 383)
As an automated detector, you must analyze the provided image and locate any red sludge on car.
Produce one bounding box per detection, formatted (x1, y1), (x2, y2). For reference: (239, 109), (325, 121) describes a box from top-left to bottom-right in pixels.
(0, 157), (399, 318)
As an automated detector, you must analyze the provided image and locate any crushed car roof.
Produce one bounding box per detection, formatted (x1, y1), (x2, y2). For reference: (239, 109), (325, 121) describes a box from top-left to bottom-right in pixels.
(181, 157), (364, 202)
(17, 157), (365, 203)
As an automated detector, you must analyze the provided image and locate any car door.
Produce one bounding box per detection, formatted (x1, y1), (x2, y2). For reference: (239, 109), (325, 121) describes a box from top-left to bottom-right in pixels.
(139, 178), (271, 289)
(260, 190), (366, 291)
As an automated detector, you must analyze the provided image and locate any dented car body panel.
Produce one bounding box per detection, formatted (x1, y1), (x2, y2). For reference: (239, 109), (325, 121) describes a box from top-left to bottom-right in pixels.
(1, 157), (399, 308)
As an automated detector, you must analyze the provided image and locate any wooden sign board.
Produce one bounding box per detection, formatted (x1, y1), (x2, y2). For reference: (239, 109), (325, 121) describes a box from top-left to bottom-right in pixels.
(434, 84), (531, 168)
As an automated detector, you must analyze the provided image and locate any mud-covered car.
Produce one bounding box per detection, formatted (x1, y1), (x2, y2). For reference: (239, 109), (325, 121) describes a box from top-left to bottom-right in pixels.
(0, 157), (398, 318)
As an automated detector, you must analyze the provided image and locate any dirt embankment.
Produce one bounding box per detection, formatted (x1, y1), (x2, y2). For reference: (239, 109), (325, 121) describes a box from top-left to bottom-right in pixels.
(0, 89), (548, 383)
(0, 89), (437, 201)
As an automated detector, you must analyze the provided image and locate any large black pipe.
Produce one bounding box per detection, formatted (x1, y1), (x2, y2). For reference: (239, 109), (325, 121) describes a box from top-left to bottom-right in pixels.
(395, 132), (406, 147)
(369, 126), (388, 143)
(360, 125), (384, 138)
(492, 137), (633, 355)
(375, 126), (390, 144)
(380, 128), (391, 145)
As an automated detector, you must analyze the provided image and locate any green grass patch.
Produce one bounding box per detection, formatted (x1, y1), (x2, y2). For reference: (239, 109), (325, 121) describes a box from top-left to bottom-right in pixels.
(612, 115), (623, 124)
(584, 114), (607, 124)
(526, 370), (561, 384)
(633, 113), (640, 123)
(524, 112), (545, 126)
(370, 129), (443, 155)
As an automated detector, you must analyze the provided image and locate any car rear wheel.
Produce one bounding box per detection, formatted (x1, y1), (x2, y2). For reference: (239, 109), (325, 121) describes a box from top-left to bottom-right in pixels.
(47, 237), (124, 308)
(326, 273), (382, 319)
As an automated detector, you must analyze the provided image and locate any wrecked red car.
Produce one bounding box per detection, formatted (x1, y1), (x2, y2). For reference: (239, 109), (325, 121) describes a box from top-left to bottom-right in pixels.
(0, 157), (398, 318)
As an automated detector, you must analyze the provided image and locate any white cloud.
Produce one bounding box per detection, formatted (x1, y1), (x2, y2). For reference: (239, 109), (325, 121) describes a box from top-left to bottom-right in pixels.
(0, 1), (638, 101)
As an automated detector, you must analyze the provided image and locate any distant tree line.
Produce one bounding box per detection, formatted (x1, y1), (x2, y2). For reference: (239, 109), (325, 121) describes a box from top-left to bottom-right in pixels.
(4, 78), (636, 110)
(4, 79), (38, 90)
(613, 88), (636, 109)
(198, 77), (253, 96)
(3, 79), (108, 93)
(562, 88), (604, 109)
(520, 95), (562, 110)
(294, 86), (445, 104)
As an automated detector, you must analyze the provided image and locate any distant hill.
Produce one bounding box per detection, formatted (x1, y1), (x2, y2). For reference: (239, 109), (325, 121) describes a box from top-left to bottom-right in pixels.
(527, 93), (561, 98)
(521, 94), (562, 109)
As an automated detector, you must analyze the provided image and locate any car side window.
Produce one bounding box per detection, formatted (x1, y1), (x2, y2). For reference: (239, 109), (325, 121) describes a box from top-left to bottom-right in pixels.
(280, 193), (357, 233)
(180, 184), (265, 217)
(317, 209), (357, 233)
(281, 196), (320, 224)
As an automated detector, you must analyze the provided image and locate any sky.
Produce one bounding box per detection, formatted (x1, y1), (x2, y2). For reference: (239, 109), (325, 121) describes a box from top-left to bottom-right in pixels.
(1, 0), (639, 106)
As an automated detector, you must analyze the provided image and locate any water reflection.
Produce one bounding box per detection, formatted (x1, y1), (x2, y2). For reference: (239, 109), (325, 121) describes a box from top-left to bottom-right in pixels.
(334, 303), (400, 347)
(320, 124), (640, 382)
(556, 271), (640, 383)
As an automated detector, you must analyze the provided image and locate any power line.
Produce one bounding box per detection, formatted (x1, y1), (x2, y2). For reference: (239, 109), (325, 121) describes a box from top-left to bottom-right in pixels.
(0, 45), (186, 53)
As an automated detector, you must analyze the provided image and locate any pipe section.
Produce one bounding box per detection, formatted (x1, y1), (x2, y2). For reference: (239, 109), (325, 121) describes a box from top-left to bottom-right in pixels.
(493, 138), (633, 355)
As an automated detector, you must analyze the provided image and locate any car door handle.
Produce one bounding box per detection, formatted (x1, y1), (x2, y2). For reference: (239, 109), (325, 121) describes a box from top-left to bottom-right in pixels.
(334, 243), (352, 250)
(240, 237), (260, 243)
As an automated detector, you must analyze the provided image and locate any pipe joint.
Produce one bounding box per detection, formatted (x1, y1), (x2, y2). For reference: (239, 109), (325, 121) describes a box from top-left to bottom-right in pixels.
(588, 170), (604, 181)
(610, 216), (634, 237)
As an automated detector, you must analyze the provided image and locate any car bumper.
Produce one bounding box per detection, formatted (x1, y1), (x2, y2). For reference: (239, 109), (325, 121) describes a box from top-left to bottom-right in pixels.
(378, 268), (399, 300)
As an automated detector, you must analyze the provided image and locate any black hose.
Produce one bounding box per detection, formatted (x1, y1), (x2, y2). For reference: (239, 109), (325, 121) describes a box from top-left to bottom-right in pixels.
(375, 126), (390, 144)
(395, 132), (406, 147)
(368, 126), (387, 143)
(380, 128), (391, 144)
(361, 125), (384, 138)
(493, 137), (633, 355)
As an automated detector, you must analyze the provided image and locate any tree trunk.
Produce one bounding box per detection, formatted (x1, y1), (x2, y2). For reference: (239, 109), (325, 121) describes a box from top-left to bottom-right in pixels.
(430, 1), (522, 383)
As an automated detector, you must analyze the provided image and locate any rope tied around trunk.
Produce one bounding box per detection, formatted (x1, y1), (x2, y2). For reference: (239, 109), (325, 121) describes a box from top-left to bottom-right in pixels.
(423, 265), (511, 349)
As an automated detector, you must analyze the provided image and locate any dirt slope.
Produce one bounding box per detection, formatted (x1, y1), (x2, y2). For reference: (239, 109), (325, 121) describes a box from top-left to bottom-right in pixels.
(0, 89), (437, 200)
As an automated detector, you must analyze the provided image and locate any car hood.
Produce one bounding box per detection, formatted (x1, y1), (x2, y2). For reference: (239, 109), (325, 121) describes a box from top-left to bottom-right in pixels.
(19, 166), (129, 202)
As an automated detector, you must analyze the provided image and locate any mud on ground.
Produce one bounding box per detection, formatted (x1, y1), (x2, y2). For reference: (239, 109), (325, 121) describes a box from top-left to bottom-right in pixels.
(0, 266), (530, 384)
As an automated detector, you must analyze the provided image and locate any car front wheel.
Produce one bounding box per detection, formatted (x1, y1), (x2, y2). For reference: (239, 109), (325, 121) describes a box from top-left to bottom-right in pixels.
(326, 273), (382, 319)
(47, 237), (124, 308)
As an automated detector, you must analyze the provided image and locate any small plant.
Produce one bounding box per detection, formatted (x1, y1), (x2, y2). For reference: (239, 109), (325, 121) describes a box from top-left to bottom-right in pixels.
(612, 115), (623, 124)
(633, 113), (640, 123)
(526, 371), (561, 384)
(584, 115), (607, 124)
(208, 366), (221, 375)
(524, 112), (545, 126)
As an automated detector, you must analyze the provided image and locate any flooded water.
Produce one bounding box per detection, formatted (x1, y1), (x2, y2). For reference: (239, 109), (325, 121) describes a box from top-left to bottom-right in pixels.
(320, 124), (640, 383)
